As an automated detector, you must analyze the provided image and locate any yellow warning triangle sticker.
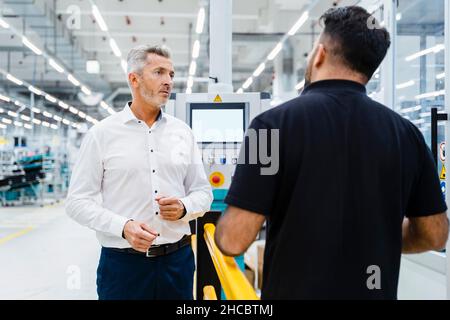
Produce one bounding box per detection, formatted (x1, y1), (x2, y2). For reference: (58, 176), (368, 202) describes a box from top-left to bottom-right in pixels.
(440, 165), (446, 180)
(213, 95), (222, 103)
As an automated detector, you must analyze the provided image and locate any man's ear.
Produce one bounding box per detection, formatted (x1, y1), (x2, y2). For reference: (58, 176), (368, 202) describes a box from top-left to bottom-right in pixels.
(128, 73), (140, 89)
(313, 43), (326, 68)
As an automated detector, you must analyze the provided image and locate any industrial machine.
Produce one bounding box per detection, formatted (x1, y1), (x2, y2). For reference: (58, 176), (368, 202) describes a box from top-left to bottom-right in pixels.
(166, 92), (271, 211)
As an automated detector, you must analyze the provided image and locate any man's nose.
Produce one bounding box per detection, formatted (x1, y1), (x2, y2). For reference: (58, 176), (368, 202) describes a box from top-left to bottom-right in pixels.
(164, 74), (173, 87)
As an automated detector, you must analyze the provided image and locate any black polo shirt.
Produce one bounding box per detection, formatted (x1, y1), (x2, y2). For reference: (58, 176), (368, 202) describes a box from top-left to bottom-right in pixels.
(224, 80), (447, 300)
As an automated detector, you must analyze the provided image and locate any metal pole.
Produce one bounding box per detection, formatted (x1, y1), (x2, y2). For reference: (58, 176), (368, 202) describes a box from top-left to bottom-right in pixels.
(208, 0), (233, 93)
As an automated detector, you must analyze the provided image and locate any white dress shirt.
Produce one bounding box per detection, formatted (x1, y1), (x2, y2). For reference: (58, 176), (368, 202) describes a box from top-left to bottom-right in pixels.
(65, 103), (213, 248)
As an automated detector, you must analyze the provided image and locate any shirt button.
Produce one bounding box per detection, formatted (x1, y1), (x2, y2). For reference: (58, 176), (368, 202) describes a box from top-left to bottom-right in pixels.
(138, 121), (141, 124)
(153, 170), (156, 173)
(156, 212), (159, 215)
(149, 130), (151, 133)
(155, 190), (158, 193)
(151, 149), (154, 152)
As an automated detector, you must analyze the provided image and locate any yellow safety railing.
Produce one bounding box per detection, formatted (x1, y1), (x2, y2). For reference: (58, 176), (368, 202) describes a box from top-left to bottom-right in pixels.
(203, 223), (259, 300)
(203, 285), (218, 300)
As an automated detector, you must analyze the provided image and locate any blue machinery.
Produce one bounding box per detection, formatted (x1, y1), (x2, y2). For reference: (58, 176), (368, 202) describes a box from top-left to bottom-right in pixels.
(0, 152), (68, 206)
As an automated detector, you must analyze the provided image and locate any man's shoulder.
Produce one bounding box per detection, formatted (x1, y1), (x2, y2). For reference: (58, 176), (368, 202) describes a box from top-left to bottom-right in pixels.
(164, 113), (192, 131)
(86, 112), (122, 137)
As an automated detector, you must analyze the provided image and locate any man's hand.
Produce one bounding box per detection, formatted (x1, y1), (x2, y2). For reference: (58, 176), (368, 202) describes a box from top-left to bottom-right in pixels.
(156, 196), (186, 221)
(123, 220), (159, 253)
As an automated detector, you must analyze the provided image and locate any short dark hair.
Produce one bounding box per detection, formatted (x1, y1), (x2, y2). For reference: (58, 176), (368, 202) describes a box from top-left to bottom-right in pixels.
(319, 6), (391, 80)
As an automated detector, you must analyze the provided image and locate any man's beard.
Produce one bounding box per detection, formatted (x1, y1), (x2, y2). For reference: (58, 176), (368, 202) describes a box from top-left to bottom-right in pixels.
(139, 86), (158, 106)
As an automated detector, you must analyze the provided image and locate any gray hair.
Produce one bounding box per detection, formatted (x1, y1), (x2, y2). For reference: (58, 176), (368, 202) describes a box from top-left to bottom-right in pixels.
(126, 44), (172, 75)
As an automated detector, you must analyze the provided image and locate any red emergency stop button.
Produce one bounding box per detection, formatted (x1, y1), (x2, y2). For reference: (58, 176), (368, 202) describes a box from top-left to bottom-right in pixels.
(210, 172), (225, 187)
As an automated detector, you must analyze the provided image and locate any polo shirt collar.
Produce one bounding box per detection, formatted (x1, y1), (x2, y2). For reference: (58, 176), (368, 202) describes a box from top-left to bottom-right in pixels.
(302, 79), (367, 95)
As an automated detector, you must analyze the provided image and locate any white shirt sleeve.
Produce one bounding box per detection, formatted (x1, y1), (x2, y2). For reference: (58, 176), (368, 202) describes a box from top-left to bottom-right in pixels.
(65, 129), (130, 237)
(180, 134), (213, 222)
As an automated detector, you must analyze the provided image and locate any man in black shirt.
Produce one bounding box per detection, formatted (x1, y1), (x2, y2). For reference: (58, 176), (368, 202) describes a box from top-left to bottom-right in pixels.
(215, 6), (448, 299)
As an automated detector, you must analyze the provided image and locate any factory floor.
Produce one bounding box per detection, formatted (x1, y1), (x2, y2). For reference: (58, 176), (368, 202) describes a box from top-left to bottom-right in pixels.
(0, 203), (99, 299)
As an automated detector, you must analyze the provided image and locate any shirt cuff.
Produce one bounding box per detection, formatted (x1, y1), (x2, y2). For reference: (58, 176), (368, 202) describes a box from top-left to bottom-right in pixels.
(108, 212), (132, 238)
(179, 197), (193, 222)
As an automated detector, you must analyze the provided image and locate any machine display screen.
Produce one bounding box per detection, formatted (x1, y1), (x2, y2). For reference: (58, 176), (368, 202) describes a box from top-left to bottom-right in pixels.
(190, 103), (246, 143)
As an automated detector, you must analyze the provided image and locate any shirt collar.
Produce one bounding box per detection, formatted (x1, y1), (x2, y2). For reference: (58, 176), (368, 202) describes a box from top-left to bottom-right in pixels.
(301, 79), (367, 95)
(120, 101), (166, 124)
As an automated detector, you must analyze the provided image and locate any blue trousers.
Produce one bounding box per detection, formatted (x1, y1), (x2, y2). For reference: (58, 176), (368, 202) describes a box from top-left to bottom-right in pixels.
(97, 245), (195, 300)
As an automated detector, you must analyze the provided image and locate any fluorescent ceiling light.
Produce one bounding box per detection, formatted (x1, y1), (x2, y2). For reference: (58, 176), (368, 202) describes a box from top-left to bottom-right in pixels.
(32, 119), (41, 125)
(415, 90), (445, 100)
(0, 18), (10, 29)
(288, 11), (309, 36)
(405, 44), (445, 62)
(107, 108), (115, 115)
(14, 121), (23, 127)
(78, 111), (86, 119)
(49, 59), (65, 73)
(50, 124), (58, 130)
(236, 88), (243, 94)
(62, 119), (71, 125)
(45, 94), (57, 103)
(109, 39), (122, 57)
(121, 60), (127, 73)
(189, 61), (197, 76)
(0, 124), (7, 129)
(0, 94), (11, 102)
(253, 63), (266, 77)
(28, 85), (43, 96)
(400, 105), (422, 113)
(242, 77), (253, 89)
(24, 124), (33, 130)
(21, 115), (31, 121)
(6, 74), (23, 86)
(81, 86), (92, 95)
(22, 36), (42, 55)
(43, 111), (53, 118)
(436, 72), (446, 80)
(267, 42), (283, 61)
(192, 40), (200, 59)
(7, 111), (18, 118)
(412, 119), (425, 125)
(396, 13), (402, 21)
(100, 101), (109, 109)
(31, 107), (41, 113)
(58, 101), (69, 109)
(187, 76), (194, 88)
(196, 8), (205, 34)
(2, 118), (12, 124)
(68, 74), (80, 86)
(42, 121), (50, 127)
(92, 5), (108, 32)
(295, 80), (306, 90)
(86, 60), (100, 74)
(69, 106), (79, 114)
(396, 80), (415, 90)
(0, 107), (4, 113)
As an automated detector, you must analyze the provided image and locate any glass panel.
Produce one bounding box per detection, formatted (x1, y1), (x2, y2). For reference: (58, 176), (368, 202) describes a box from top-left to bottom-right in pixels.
(396, 0), (445, 146)
(396, 0), (446, 252)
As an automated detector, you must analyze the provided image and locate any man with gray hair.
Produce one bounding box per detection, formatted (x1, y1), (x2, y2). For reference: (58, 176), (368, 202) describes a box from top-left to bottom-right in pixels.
(66, 44), (213, 300)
